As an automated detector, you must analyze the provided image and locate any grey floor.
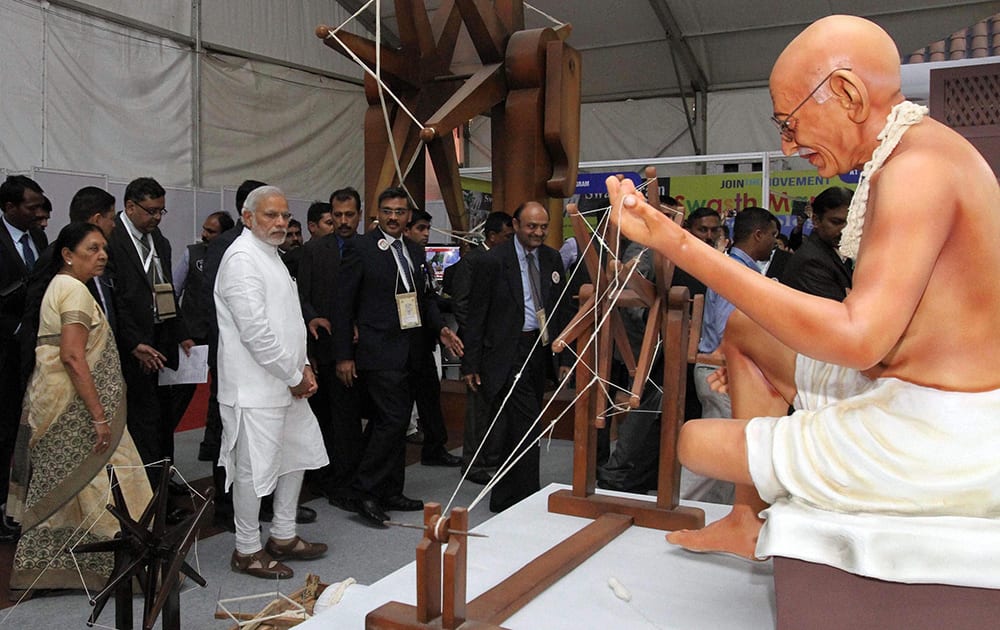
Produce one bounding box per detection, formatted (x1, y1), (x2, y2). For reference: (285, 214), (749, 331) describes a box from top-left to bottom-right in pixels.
(0, 430), (578, 629)
(0, 429), (729, 629)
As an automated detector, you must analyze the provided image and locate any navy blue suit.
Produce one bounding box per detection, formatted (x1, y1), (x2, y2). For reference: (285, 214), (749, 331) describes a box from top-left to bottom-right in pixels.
(334, 229), (445, 500)
(0, 220), (46, 505)
(461, 238), (566, 511)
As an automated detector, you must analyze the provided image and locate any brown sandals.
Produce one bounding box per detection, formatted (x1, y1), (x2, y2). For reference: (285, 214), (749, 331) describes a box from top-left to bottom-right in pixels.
(230, 549), (293, 580)
(264, 535), (328, 561)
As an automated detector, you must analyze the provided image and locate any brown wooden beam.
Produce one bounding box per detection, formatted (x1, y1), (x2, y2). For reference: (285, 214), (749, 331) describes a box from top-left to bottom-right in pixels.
(548, 491), (704, 531)
(467, 514), (634, 624)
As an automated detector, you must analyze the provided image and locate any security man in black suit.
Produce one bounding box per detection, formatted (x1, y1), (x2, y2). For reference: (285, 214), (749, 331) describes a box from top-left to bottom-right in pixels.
(0, 175), (48, 541)
(403, 209), (463, 468)
(333, 187), (463, 527)
(106, 177), (193, 489)
(297, 186), (367, 511)
(461, 201), (568, 512)
(448, 211), (514, 484)
(781, 186), (854, 301)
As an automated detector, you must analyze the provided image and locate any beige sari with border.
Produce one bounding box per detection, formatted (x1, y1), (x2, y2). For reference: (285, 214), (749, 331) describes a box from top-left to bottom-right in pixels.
(8, 274), (152, 591)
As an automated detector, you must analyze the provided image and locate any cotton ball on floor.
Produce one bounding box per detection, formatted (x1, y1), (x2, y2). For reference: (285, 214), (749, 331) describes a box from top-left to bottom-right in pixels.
(608, 576), (631, 602)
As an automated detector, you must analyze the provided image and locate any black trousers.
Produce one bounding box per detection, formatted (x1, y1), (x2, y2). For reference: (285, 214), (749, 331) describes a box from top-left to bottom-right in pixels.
(489, 332), (547, 513)
(0, 341), (26, 507)
(309, 364), (366, 498)
(353, 367), (414, 500)
(412, 349), (449, 457)
(122, 357), (177, 488)
(462, 385), (502, 474)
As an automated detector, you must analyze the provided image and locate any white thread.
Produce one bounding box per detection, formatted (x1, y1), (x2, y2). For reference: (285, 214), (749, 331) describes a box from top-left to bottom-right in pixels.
(331, 0), (375, 35)
(445, 180), (663, 513)
(322, 30), (425, 132)
(524, 2), (566, 27)
(2, 459), (202, 628)
(462, 222), (649, 512)
(839, 101), (927, 259)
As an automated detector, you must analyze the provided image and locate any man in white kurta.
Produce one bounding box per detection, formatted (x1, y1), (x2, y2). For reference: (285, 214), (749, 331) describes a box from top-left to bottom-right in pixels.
(215, 185), (328, 579)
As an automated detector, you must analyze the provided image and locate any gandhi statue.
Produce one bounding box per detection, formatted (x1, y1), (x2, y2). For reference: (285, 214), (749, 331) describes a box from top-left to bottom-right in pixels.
(606, 15), (1000, 586)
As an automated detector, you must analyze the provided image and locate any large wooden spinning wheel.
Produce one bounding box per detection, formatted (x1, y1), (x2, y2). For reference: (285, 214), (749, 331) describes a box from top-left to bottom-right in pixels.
(316, 0), (581, 229)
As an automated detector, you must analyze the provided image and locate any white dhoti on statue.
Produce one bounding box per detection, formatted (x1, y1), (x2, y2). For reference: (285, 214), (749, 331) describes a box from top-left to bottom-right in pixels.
(747, 354), (1000, 587)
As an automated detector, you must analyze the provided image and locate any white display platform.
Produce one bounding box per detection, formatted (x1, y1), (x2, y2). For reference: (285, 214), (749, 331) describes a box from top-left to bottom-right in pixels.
(299, 483), (776, 629)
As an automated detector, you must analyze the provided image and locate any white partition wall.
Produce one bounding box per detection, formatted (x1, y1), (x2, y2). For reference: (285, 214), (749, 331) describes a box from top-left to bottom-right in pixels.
(0, 1), (367, 200)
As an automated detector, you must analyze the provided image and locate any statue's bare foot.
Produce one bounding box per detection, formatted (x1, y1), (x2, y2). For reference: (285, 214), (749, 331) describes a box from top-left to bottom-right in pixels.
(665, 504), (763, 559)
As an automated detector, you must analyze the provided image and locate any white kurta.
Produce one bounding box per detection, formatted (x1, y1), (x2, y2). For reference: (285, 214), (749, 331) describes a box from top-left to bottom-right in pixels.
(214, 230), (328, 495)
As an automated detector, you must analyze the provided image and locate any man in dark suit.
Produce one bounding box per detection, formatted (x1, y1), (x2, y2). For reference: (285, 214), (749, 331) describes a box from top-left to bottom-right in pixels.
(461, 201), (567, 512)
(448, 211), (513, 484)
(106, 177), (193, 488)
(781, 186), (853, 301)
(297, 186), (366, 511)
(404, 209), (463, 468)
(763, 215), (792, 280)
(599, 206), (724, 494)
(0, 175), (48, 541)
(333, 187), (463, 527)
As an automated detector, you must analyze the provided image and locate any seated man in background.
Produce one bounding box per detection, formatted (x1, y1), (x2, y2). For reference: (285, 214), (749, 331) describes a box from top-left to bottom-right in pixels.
(606, 15), (1000, 589)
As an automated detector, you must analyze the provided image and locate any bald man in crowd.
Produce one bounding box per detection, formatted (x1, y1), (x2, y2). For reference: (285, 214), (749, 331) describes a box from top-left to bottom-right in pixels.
(607, 14), (1000, 586)
(462, 201), (567, 512)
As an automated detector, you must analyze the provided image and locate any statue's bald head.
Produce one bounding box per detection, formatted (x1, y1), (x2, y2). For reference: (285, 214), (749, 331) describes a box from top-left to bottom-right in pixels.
(772, 15), (902, 111)
(769, 15), (905, 175)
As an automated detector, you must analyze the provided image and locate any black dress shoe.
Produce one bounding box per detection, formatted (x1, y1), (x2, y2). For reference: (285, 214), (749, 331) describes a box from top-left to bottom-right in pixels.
(166, 507), (191, 525)
(328, 496), (358, 513)
(0, 514), (21, 544)
(382, 494), (424, 511)
(465, 469), (493, 485)
(355, 499), (389, 528)
(421, 451), (463, 467)
(259, 504), (317, 524)
(167, 480), (191, 497)
(296, 505), (317, 523)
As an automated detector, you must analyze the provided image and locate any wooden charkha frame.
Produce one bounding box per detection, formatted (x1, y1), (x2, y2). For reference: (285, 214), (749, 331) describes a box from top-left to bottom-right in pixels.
(365, 169), (705, 629)
(548, 168), (705, 531)
(315, 3), (703, 627)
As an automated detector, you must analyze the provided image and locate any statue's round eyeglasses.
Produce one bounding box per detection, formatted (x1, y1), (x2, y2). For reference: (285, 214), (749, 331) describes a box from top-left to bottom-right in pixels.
(770, 68), (851, 142)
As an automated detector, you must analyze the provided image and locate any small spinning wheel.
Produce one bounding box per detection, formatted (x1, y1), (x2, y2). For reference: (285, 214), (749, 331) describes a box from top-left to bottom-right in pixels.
(71, 460), (212, 630)
(548, 167), (705, 530)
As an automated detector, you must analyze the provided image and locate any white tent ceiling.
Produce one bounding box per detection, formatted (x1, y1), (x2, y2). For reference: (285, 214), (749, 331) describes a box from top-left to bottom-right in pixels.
(348, 0), (1000, 102)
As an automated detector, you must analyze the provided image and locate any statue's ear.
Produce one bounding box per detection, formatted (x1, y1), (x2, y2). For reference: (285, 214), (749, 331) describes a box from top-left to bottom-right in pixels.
(830, 69), (870, 124)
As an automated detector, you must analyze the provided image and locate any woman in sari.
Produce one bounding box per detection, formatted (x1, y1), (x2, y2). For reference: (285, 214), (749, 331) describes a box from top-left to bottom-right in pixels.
(8, 222), (151, 590)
